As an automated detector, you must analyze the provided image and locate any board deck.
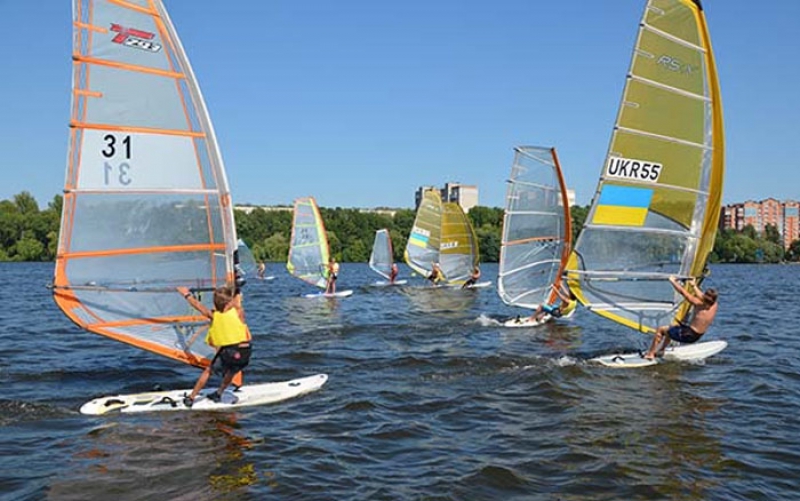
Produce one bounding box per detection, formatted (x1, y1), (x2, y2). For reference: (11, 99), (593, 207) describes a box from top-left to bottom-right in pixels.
(591, 340), (728, 368)
(80, 374), (328, 415)
(372, 280), (408, 287)
(502, 315), (551, 328)
(303, 289), (354, 299)
(442, 281), (492, 289)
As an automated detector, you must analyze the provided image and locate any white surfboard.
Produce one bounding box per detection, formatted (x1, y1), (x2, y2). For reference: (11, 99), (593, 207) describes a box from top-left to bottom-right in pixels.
(303, 289), (354, 299)
(502, 315), (551, 328)
(591, 340), (728, 368)
(80, 374), (328, 415)
(443, 281), (492, 289)
(372, 280), (408, 287)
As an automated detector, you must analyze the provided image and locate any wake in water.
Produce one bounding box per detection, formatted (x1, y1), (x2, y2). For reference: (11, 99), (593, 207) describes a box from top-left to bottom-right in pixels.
(473, 313), (502, 326)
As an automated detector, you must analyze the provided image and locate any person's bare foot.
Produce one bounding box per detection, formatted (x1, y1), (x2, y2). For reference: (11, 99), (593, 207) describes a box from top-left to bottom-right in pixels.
(643, 352), (656, 360)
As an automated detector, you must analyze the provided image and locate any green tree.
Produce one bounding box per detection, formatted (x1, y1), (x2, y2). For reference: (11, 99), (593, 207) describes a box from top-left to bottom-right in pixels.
(764, 224), (782, 246)
(15, 233), (45, 261)
(261, 233), (289, 261)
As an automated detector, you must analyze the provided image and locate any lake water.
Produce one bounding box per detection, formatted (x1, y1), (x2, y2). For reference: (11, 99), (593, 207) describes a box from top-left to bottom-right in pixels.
(2, 262), (799, 500)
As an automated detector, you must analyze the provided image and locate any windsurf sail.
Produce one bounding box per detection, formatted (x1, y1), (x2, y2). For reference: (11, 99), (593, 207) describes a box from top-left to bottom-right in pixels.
(53, 0), (238, 367)
(440, 202), (480, 284)
(287, 197), (330, 289)
(498, 147), (572, 310)
(567, 0), (724, 333)
(236, 238), (258, 281)
(369, 229), (394, 280)
(404, 189), (443, 277)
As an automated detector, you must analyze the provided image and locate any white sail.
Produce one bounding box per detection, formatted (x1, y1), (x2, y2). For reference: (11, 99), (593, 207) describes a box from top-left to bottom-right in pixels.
(369, 229), (394, 280)
(498, 147), (571, 310)
(236, 238), (258, 281)
(53, 0), (237, 367)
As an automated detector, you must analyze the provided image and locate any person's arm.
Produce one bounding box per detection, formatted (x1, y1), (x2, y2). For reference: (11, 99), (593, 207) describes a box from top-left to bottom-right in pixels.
(551, 283), (570, 303)
(686, 277), (705, 300)
(225, 293), (247, 323)
(668, 276), (703, 306)
(177, 287), (213, 319)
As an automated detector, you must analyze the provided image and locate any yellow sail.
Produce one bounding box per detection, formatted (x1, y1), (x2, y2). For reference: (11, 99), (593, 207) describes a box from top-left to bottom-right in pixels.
(440, 202), (480, 284)
(567, 0), (724, 333)
(404, 189), (443, 277)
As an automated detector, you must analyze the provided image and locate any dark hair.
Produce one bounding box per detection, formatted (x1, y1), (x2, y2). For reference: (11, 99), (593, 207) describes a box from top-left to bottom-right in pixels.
(703, 288), (718, 305)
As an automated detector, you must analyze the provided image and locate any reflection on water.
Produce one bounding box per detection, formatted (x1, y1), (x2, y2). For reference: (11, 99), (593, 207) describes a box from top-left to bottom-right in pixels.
(399, 286), (477, 316)
(281, 295), (342, 331)
(50, 413), (259, 501)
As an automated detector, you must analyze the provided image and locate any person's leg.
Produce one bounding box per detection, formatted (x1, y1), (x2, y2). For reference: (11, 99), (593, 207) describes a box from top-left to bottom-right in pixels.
(645, 326), (668, 359)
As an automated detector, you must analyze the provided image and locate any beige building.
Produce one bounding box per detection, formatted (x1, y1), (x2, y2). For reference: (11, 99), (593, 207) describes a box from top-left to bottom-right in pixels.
(415, 182), (479, 212)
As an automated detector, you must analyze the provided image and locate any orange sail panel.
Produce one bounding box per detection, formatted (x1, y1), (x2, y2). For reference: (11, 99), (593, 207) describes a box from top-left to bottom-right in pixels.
(54, 0), (238, 367)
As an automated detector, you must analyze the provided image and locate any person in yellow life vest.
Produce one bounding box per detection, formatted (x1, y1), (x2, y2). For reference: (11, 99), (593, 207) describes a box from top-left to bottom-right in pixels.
(325, 257), (340, 294)
(427, 262), (444, 286)
(177, 285), (252, 407)
(529, 281), (577, 323)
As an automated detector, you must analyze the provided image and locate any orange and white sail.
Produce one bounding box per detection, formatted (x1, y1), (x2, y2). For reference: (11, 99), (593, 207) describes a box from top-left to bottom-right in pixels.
(498, 147), (572, 310)
(53, 0), (237, 367)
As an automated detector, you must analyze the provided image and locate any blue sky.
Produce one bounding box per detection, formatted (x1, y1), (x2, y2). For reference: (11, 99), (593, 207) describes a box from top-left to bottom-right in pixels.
(1, 0), (798, 209)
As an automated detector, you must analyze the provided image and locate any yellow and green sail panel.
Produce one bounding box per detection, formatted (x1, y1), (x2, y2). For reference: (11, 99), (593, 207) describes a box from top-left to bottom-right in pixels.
(287, 197), (331, 289)
(404, 189), (443, 277)
(440, 202), (480, 285)
(498, 147), (572, 310)
(567, 0), (724, 334)
(53, 0), (238, 368)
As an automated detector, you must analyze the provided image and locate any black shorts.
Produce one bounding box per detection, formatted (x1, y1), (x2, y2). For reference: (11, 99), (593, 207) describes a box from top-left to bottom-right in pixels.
(211, 345), (252, 376)
(667, 325), (702, 344)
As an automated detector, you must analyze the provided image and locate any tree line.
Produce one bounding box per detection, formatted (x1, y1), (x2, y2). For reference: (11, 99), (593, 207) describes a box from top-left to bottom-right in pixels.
(1, 190), (797, 264)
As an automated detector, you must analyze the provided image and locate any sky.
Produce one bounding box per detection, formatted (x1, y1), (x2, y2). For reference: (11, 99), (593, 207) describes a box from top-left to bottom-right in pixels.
(1, 0), (798, 210)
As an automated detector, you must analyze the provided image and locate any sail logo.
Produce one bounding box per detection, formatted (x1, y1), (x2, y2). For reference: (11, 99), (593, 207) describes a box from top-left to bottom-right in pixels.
(657, 55), (697, 75)
(605, 157), (662, 183)
(110, 24), (162, 53)
(441, 241), (458, 250)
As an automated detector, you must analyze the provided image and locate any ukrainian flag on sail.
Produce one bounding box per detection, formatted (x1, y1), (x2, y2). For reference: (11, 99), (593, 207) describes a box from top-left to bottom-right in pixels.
(409, 231), (429, 248)
(592, 185), (653, 227)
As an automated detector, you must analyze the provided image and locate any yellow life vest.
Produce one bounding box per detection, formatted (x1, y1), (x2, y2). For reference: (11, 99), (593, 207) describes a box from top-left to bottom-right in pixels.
(206, 308), (249, 347)
(561, 299), (578, 316)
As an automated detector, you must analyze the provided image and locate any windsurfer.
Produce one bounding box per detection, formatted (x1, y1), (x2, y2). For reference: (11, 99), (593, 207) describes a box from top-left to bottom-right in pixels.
(389, 263), (399, 284)
(427, 262), (444, 285)
(325, 257), (340, 294)
(257, 261), (266, 279)
(462, 266), (481, 288)
(178, 285), (252, 406)
(644, 276), (718, 360)
(529, 282), (577, 322)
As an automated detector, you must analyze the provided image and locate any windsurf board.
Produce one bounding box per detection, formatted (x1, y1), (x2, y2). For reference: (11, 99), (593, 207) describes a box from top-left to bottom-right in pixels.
(591, 340), (727, 368)
(80, 374), (328, 415)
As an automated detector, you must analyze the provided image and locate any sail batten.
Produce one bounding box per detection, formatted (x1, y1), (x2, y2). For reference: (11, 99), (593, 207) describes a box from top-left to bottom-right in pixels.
(567, 0), (724, 334)
(498, 146), (571, 310)
(54, 0), (238, 368)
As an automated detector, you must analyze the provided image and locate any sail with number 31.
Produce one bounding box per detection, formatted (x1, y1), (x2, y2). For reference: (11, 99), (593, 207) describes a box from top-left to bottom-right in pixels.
(53, 0), (238, 368)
